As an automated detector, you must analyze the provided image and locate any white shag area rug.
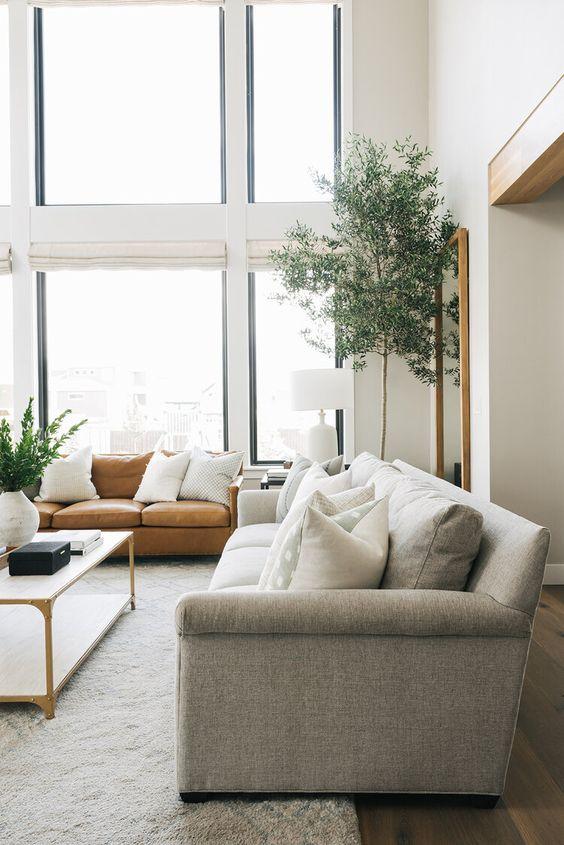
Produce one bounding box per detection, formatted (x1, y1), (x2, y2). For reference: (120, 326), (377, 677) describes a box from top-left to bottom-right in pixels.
(0, 561), (361, 845)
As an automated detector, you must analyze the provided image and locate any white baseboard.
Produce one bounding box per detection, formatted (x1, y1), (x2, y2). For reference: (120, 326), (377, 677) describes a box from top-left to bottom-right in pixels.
(544, 563), (564, 585)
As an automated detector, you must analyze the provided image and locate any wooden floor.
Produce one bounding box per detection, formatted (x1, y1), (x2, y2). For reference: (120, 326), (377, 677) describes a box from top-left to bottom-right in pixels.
(356, 586), (564, 845)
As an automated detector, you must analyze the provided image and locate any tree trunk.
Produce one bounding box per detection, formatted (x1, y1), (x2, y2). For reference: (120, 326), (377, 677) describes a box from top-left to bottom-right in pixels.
(379, 351), (388, 460)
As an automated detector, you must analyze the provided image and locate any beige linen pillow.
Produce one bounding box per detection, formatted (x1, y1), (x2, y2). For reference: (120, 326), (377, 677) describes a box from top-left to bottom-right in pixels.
(35, 446), (98, 504)
(134, 451), (191, 504)
(381, 477), (483, 591)
(285, 497), (389, 591)
(258, 485), (375, 590)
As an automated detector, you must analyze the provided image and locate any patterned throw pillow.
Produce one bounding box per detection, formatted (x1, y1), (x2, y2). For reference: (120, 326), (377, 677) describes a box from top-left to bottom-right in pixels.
(275, 454), (344, 522)
(258, 485), (375, 590)
(178, 446), (243, 506)
(266, 497), (389, 591)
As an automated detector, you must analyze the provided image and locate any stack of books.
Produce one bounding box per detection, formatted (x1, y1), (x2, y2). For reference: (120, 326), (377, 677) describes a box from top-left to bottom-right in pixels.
(53, 529), (103, 556)
(266, 468), (290, 484)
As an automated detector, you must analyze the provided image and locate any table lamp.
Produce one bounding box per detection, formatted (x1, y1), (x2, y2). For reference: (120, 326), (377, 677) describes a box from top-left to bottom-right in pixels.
(290, 368), (354, 462)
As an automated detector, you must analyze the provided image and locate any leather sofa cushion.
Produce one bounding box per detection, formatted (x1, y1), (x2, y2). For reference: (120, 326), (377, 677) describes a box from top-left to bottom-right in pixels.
(35, 501), (65, 528)
(142, 501), (230, 528)
(208, 547), (269, 590)
(224, 523), (278, 552)
(91, 453), (153, 499)
(52, 499), (145, 529)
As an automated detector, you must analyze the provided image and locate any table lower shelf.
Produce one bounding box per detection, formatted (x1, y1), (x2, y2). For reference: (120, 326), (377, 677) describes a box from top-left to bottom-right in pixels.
(0, 593), (131, 699)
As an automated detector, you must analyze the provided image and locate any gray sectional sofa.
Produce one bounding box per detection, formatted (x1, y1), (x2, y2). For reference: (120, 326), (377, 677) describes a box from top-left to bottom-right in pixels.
(175, 459), (550, 804)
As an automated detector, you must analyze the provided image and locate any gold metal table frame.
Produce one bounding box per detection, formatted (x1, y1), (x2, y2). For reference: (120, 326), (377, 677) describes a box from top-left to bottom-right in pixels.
(0, 531), (135, 719)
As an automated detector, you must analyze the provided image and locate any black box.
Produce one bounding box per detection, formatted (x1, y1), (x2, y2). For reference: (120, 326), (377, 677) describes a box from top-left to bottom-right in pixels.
(8, 541), (71, 576)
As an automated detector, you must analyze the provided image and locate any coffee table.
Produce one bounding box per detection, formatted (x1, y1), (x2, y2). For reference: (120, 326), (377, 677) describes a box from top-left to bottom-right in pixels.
(0, 531), (135, 719)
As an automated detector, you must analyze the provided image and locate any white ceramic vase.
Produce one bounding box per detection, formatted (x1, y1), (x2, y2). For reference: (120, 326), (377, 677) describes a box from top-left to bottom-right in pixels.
(0, 490), (40, 548)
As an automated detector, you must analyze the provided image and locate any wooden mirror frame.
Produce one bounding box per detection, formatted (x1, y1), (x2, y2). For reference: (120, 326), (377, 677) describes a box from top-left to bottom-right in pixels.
(435, 228), (471, 491)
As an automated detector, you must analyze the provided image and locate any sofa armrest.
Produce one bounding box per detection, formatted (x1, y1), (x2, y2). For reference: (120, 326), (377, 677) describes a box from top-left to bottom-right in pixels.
(176, 589), (532, 639)
(237, 489), (280, 527)
(228, 475), (244, 530)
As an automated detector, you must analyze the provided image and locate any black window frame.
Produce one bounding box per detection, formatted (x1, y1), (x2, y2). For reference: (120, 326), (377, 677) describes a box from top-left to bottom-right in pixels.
(34, 6), (227, 208)
(246, 3), (342, 203)
(33, 8), (229, 451)
(247, 5), (343, 465)
(248, 272), (344, 467)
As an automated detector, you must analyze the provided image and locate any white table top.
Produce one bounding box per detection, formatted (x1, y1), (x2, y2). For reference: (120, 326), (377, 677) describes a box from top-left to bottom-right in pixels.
(0, 531), (132, 602)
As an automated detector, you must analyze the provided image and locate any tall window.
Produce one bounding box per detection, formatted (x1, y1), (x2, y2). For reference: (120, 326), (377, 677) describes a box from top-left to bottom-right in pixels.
(42, 271), (226, 453)
(249, 271), (337, 464)
(38, 6), (223, 204)
(0, 6), (9, 204)
(0, 275), (13, 427)
(247, 3), (338, 202)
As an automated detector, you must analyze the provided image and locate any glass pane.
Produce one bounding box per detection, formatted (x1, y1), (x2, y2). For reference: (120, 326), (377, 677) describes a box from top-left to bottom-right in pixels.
(253, 271), (335, 462)
(0, 7), (10, 204)
(44, 271), (224, 453)
(41, 6), (221, 204)
(252, 3), (334, 202)
(0, 276), (13, 427)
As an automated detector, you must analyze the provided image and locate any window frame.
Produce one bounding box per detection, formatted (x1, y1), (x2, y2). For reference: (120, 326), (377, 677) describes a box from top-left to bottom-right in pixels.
(33, 7), (229, 450)
(246, 3), (342, 204)
(248, 270), (343, 466)
(36, 268), (229, 452)
(33, 7), (227, 208)
(5, 0), (352, 468)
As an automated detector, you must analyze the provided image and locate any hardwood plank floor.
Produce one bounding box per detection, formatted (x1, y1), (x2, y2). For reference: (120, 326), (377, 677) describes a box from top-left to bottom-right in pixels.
(356, 586), (564, 845)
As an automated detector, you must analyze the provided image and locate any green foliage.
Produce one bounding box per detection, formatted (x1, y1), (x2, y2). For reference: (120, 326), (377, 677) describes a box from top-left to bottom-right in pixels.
(270, 135), (457, 383)
(0, 399), (87, 492)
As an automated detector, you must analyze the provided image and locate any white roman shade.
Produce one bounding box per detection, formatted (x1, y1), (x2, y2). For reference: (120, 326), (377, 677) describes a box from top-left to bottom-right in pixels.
(29, 241), (227, 271)
(28, 1), (223, 7)
(247, 239), (341, 270)
(0, 244), (12, 275)
(247, 240), (287, 270)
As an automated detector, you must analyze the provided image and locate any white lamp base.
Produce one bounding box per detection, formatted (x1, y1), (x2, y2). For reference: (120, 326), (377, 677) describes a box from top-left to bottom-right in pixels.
(306, 410), (338, 462)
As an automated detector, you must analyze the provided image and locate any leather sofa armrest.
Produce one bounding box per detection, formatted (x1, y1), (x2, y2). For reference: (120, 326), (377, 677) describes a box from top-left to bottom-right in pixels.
(228, 475), (244, 531)
(175, 589), (532, 639)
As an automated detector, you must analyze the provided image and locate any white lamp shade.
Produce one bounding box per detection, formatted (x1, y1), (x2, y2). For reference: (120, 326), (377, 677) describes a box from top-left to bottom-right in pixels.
(290, 368), (354, 412)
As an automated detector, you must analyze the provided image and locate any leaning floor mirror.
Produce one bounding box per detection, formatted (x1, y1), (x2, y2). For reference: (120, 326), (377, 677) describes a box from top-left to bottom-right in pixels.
(434, 227), (471, 490)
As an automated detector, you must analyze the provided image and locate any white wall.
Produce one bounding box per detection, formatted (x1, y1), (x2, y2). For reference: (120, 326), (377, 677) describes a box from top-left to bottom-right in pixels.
(352, 0), (431, 467)
(429, 0), (564, 576)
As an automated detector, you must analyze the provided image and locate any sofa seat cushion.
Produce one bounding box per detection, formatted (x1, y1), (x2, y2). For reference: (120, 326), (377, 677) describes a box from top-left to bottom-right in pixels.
(52, 499), (144, 529)
(141, 501), (230, 528)
(208, 548), (269, 591)
(34, 501), (65, 528)
(224, 523), (279, 552)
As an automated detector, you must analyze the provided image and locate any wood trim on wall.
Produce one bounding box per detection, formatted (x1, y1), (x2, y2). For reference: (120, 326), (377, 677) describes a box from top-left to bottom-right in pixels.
(435, 228), (471, 491)
(489, 74), (564, 206)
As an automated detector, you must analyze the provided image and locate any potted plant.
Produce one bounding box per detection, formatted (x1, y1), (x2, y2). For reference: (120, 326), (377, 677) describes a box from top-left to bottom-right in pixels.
(271, 136), (457, 460)
(0, 399), (86, 548)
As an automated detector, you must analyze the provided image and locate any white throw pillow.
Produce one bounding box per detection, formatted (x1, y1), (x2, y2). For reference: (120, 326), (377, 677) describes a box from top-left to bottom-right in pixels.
(35, 446), (98, 504)
(287, 497), (389, 591)
(178, 446), (243, 506)
(134, 451), (191, 504)
(259, 485), (375, 590)
(290, 464), (352, 510)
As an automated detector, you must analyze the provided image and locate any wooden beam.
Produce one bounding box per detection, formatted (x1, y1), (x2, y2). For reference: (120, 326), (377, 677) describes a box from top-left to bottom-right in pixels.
(489, 74), (564, 205)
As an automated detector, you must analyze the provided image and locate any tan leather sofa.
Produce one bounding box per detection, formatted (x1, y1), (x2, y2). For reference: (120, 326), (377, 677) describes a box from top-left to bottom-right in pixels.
(34, 452), (243, 556)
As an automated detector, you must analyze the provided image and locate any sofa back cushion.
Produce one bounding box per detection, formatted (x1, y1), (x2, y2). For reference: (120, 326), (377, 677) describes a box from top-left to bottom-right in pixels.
(92, 452), (153, 499)
(381, 476), (483, 591)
